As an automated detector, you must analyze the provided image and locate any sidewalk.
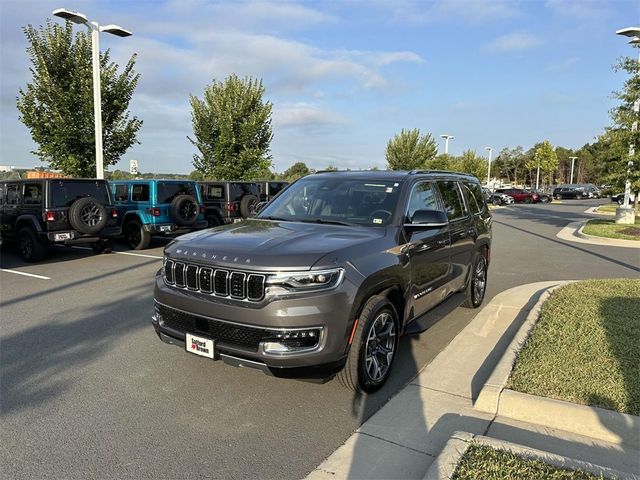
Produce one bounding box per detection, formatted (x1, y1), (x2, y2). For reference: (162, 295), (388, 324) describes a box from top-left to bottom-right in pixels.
(306, 281), (640, 479)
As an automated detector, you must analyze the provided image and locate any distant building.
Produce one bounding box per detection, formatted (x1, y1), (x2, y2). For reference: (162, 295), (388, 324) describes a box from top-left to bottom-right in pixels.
(26, 170), (67, 179)
(0, 165), (13, 172)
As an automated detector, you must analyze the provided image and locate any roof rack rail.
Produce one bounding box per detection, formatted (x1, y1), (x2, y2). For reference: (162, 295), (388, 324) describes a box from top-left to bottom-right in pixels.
(408, 169), (471, 176)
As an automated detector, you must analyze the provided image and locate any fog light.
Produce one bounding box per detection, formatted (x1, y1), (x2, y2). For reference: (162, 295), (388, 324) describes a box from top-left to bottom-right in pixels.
(262, 328), (321, 354)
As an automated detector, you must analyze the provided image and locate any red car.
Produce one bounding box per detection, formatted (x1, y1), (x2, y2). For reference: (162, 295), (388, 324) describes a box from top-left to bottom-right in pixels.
(494, 188), (539, 203)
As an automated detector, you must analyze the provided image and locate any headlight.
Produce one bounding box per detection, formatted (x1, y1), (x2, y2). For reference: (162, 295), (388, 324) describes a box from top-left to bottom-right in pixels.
(265, 268), (344, 293)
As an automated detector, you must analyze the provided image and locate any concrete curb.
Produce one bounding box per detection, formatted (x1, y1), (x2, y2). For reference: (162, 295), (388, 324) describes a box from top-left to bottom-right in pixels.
(474, 282), (571, 414)
(424, 431), (639, 480)
(556, 221), (640, 248)
(475, 282), (640, 449)
(584, 206), (615, 216)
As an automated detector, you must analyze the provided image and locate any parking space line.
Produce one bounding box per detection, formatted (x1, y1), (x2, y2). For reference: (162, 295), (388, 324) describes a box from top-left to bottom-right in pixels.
(0, 269), (51, 280)
(66, 246), (163, 260)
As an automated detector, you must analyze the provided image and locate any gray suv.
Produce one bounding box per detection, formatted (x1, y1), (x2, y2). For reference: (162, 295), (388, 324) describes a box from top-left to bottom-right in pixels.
(153, 170), (492, 392)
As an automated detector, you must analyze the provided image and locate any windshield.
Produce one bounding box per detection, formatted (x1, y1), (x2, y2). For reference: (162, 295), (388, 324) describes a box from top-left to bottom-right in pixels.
(258, 177), (402, 226)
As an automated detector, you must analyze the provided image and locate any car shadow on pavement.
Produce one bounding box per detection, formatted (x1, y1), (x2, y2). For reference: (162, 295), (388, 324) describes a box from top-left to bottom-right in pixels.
(497, 203), (593, 229)
(0, 284), (151, 416)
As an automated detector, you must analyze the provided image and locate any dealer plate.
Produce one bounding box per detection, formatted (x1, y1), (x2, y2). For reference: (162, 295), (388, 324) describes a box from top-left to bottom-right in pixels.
(186, 333), (215, 359)
(54, 232), (73, 241)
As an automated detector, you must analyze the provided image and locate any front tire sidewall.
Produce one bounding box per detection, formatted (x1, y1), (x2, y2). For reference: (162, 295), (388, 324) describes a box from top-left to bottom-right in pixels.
(464, 254), (488, 308)
(18, 228), (46, 262)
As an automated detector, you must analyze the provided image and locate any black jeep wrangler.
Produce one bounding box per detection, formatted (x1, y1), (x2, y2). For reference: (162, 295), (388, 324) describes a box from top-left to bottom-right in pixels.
(0, 179), (120, 262)
(155, 170), (491, 392)
(199, 181), (262, 227)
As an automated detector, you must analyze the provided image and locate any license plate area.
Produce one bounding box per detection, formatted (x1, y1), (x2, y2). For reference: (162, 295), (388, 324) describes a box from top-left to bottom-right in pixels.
(54, 232), (73, 241)
(159, 225), (172, 232)
(186, 333), (215, 359)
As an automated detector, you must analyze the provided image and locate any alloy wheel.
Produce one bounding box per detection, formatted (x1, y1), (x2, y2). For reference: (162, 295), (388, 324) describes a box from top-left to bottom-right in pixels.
(473, 257), (487, 305)
(80, 203), (103, 227)
(364, 312), (396, 382)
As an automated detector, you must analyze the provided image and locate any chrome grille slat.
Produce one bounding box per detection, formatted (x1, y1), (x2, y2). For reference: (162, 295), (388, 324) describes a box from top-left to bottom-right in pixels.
(164, 260), (265, 302)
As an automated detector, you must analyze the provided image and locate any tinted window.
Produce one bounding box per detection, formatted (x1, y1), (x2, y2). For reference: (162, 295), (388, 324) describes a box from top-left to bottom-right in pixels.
(0, 184), (4, 205)
(437, 181), (466, 220)
(156, 182), (196, 204)
(407, 182), (441, 220)
(50, 180), (110, 207)
(23, 183), (43, 205)
(259, 177), (402, 227)
(132, 184), (150, 202)
(114, 184), (129, 203)
(268, 182), (286, 196)
(229, 183), (260, 201)
(6, 185), (19, 205)
(203, 184), (224, 200)
(463, 182), (485, 214)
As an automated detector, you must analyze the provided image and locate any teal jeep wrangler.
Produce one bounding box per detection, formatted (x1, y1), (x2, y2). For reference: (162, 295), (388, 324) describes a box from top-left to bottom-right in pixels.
(110, 180), (208, 250)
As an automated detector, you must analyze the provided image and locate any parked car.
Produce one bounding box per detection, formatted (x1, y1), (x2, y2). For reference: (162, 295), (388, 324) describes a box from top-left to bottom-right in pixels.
(258, 181), (288, 202)
(153, 170), (492, 392)
(110, 180), (207, 250)
(0, 178), (120, 261)
(199, 181), (261, 227)
(528, 189), (552, 203)
(553, 185), (586, 200)
(494, 188), (539, 203)
(611, 192), (637, 205)
(489, 191), (515, 206)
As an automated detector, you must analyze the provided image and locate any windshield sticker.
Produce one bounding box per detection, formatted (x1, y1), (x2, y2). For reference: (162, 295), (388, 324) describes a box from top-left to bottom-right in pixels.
(394, 183), (399, 187)
(385, 187), (393, 193)
(373, 218), (383, 224)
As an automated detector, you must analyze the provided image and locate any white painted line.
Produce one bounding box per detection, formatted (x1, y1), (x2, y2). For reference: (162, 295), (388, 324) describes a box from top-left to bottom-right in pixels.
(0, 269), (51, 280)
(66, 245), (162, 259)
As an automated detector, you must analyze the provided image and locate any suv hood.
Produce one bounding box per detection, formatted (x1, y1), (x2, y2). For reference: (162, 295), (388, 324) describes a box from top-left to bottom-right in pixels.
(164, 219), (386, 271)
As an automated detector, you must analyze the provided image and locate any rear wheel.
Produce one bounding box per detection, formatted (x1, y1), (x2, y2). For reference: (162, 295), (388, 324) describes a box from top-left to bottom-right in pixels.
(463, 253), (488, 308)
(576, 194), (583, 200)
(91, 240), (113, 254)
(524, 197), (532, 204)
(492, 198), (502, 206)
(337, 296), (399, 393)
(17, 227), (46, 262)
(555, 194), (562, 200)
(125, 219), (151, 250)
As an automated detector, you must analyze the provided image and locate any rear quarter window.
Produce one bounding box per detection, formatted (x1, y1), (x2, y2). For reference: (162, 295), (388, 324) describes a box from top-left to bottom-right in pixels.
(463, 182), (485, 214)
(156, 182), (197, 204)
(229, 183), (260, 201)
(203, 184), (225, 200)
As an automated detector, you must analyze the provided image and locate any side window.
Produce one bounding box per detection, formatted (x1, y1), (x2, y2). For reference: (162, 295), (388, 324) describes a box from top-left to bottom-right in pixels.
(463, 182), (485, 215)
(437, 181), (466, 221)
(23, 183), (43, 205)
(205, 185), (224, 200)
(6, 184), (19, 205)
(407, 182), (441, 220)
(131, 184), (150, 202)
(114, 184), (129, 203)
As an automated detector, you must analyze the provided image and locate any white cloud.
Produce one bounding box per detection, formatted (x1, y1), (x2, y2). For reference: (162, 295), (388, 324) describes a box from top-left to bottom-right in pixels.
(546, 57), (579, 71)
(372, 0), (519, 25)
(273, 102), (348, 129)
(482, 33), (542, 53)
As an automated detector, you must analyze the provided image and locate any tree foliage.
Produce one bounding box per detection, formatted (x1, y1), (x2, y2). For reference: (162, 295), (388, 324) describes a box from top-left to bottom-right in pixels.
(282, 161), (311, 182)
(452, 150), (488, 180)
(385, 128), (437, 170)
(189, 74), (273, 180)
(17, 21), (142, 177)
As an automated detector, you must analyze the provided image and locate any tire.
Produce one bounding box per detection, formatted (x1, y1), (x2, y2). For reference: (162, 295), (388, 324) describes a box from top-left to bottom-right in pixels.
(463, 253), (488, 308)
(617, 198), (624, 205)
(68, 197), (108, 234)
(337, 295), (399, 393)
(91, 240), (113, 254)
(524, 197), (532, 204)
(239, 195), (258, 218)
(492, 198), (502, 206)
(170, 195), (199, 226)
(555, 194), (562, 200)
(125, 219), (151, 250)
(17, 227), (46, 262)
(576, 194), (583, 200)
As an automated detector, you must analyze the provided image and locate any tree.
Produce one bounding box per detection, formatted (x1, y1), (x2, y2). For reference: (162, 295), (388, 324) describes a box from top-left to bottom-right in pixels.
(452, 150), (488, 180)
(429, 154), (455, 170)
(17, 21), (142, 177)
(324, 165), (338, 171)
(189, 74), (273, 180)
(385, 128), (437, 170)
(527, 141), (558, 187)
(282, 162), (310, 182)
(493, 147), (525, 185)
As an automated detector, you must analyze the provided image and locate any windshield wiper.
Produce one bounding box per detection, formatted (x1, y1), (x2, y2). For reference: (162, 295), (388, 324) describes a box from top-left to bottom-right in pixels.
(262, 215), (290, 222)
(299, 218), (354, 226)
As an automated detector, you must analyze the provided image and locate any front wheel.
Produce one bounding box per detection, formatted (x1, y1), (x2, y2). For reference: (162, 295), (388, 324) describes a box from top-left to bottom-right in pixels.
(524, 197), (532, 204)
(555, 194), (562, 200)
(463, 253), (488, 308)
(576, 194), (583, 200)
(337, 296), (399, 393)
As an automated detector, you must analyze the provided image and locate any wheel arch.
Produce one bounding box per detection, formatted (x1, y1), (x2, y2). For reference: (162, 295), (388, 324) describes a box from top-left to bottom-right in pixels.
(16, 215), (42, 233)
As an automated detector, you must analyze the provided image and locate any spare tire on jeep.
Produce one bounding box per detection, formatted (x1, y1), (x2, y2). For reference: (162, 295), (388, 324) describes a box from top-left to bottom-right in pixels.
(239, 194), (258, 218)
(170, 195), (199, 226)
(68, 196), (108, 235)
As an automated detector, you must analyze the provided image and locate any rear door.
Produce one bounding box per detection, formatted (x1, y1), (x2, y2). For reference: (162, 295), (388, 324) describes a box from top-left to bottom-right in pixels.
(405, 181), (451, 317)
(3, 183), (21, 236)
(436, 180), (475, 293)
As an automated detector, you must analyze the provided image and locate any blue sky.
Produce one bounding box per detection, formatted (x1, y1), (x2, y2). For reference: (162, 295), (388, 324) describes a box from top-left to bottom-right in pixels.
(1, 0), (639, 174)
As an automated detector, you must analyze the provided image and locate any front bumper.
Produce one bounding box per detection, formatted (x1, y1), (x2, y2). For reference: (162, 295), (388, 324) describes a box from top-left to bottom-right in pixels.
(152, 271), (358, 377)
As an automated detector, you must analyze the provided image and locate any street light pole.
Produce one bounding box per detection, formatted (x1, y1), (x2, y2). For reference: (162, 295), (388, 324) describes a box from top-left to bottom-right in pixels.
(440, 134), (454, 154)
(53, 8), (132, 180)
(569, 156), (578, 184)
(485, 147), (493, 185)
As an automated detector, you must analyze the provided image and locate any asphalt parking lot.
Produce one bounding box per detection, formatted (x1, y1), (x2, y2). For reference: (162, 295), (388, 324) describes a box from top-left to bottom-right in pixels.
(1, 199), (638, 479)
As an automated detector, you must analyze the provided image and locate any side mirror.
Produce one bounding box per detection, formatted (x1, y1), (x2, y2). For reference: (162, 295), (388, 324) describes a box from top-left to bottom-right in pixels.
(405, 209), (448, 228)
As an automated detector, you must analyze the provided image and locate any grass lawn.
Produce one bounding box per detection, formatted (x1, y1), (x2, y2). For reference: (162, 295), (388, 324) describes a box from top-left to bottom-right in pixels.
(595, 204), (639, 214)
(453, 444), (603, 480)
(582, 218), (640, 241)
(509, 279), (640, 415)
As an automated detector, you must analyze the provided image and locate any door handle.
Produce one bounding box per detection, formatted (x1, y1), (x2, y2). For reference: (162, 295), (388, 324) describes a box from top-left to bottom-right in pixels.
(437, 239), (448, 246)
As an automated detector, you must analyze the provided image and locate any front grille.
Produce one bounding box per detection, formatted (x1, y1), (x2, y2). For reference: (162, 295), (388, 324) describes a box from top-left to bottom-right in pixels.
(164, 259), (265, 301)
(156, 303), (273, 351)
